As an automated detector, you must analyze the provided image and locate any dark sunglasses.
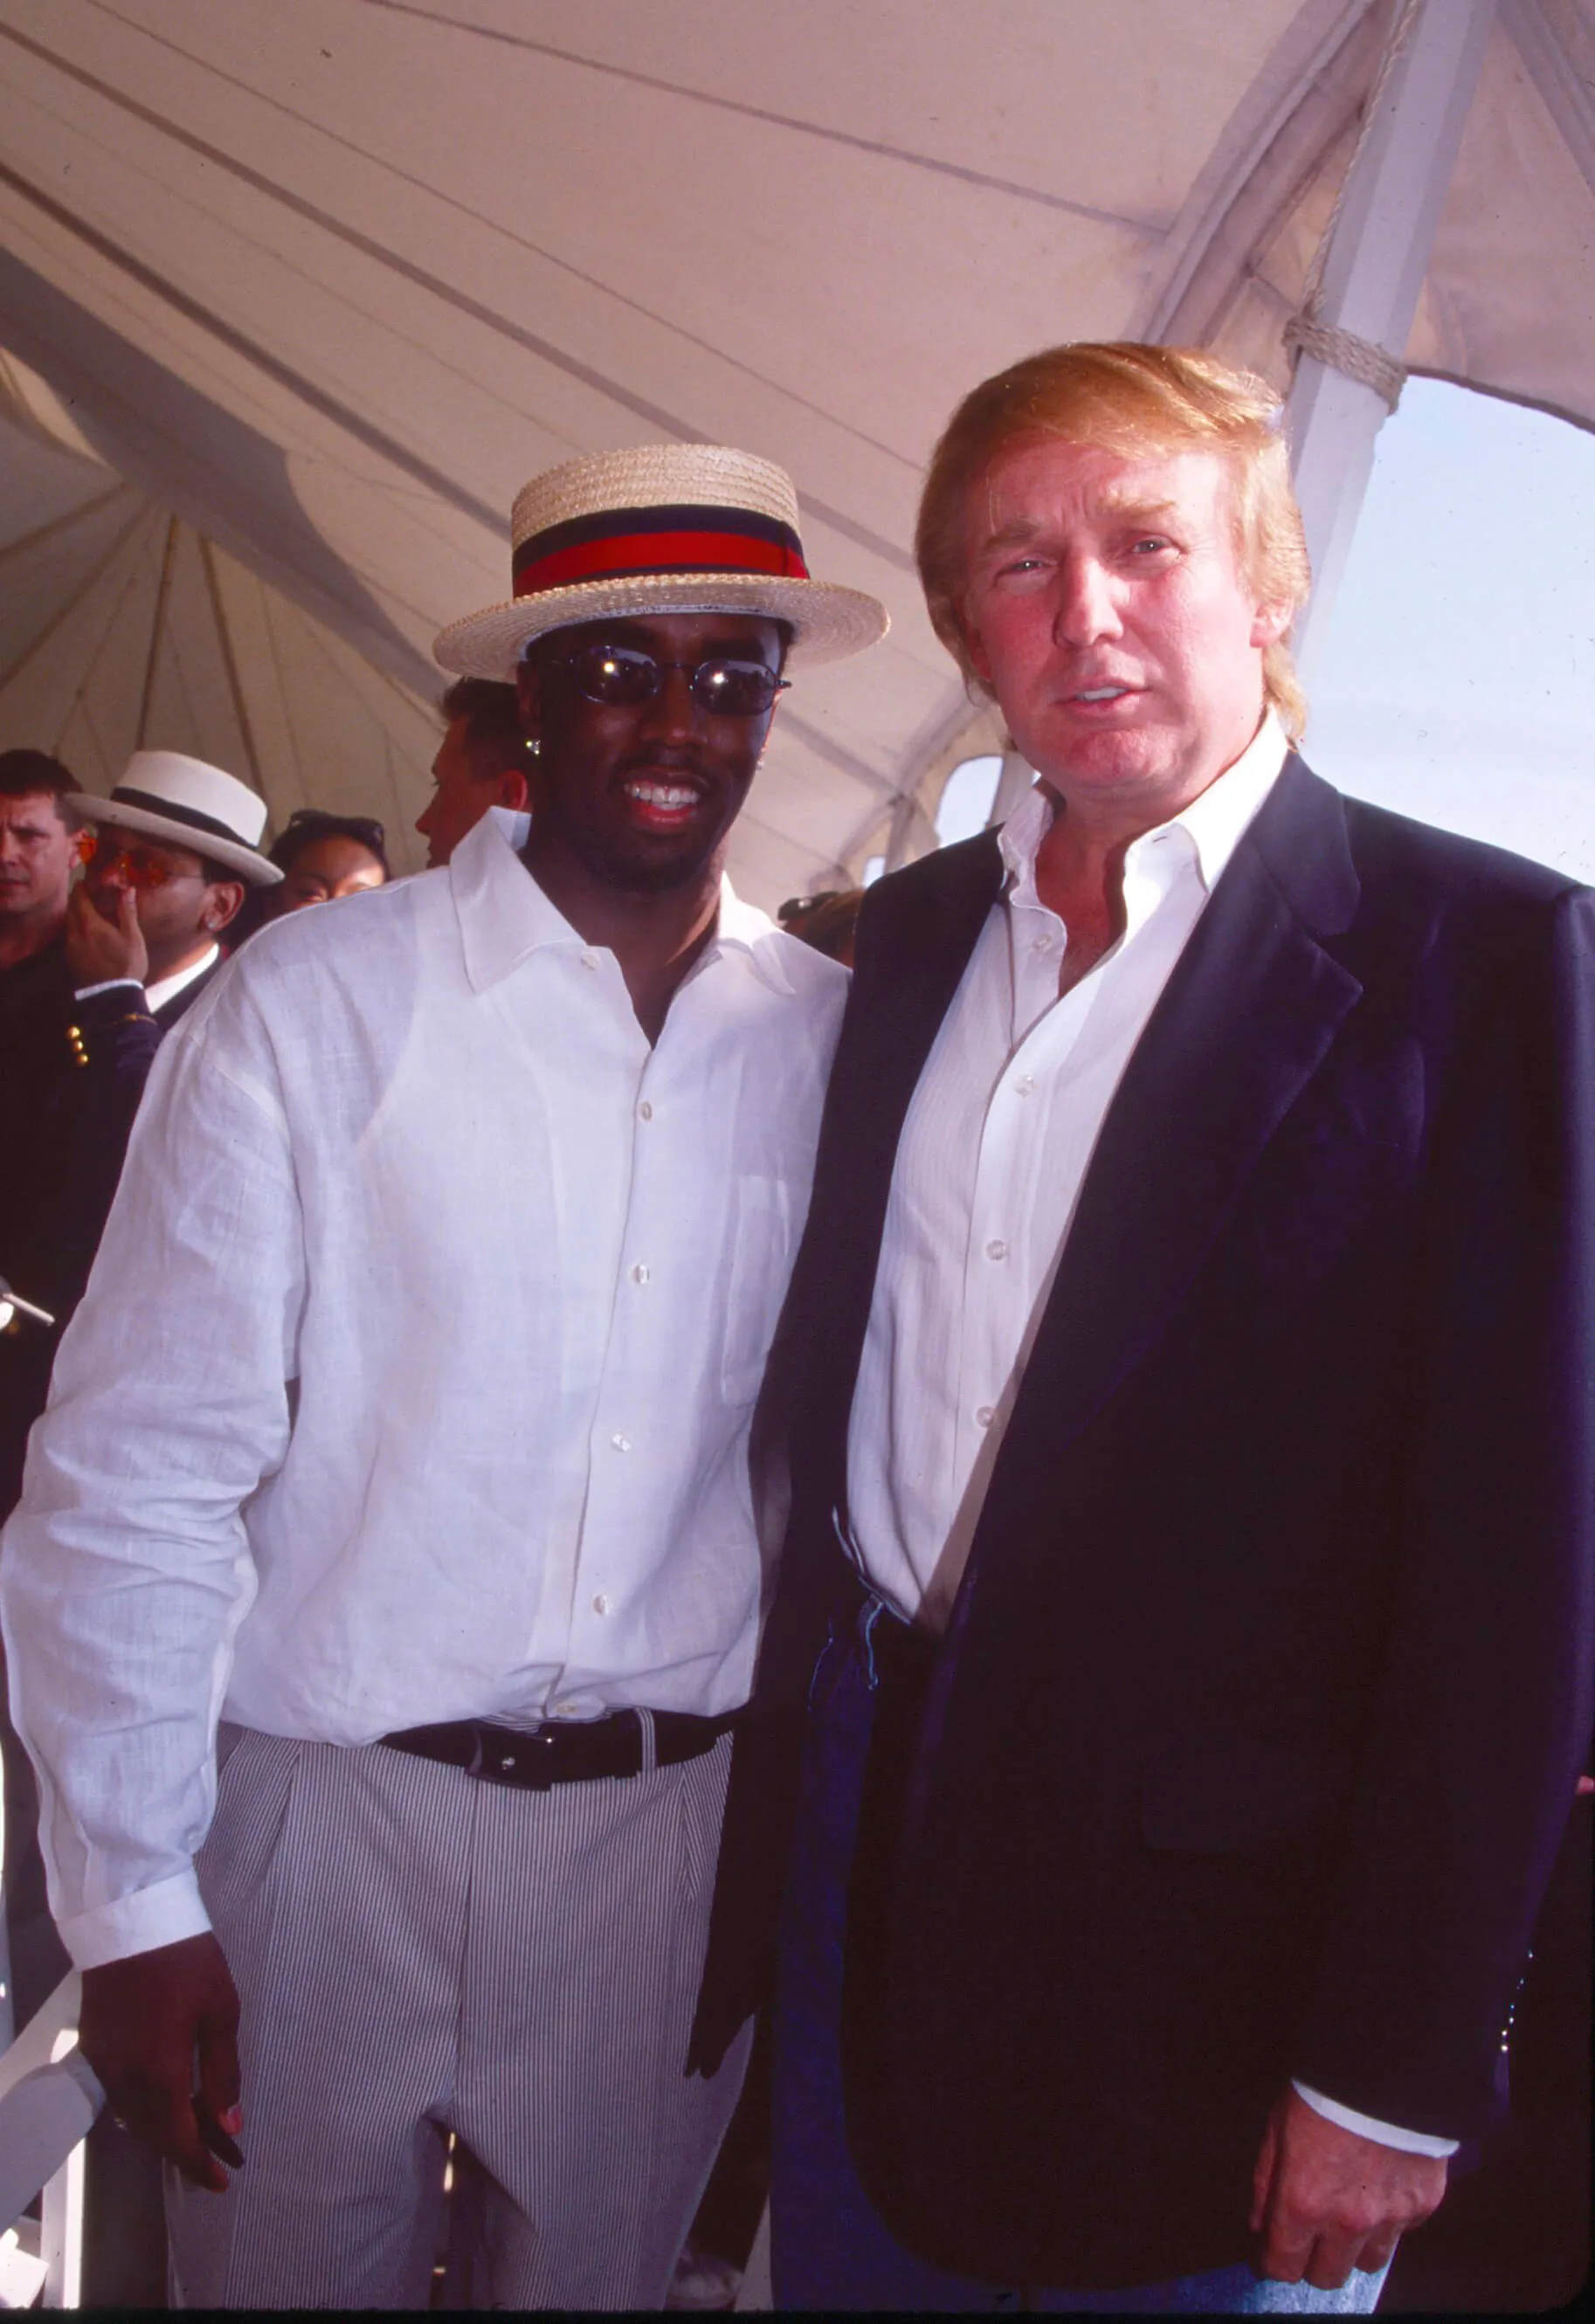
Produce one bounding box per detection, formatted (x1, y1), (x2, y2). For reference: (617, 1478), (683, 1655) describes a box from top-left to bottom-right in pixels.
(553, 643), (790, 720)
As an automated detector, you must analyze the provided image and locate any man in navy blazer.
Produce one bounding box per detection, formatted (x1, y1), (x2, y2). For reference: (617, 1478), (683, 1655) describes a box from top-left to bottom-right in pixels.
(746, 345), (1594, 2311)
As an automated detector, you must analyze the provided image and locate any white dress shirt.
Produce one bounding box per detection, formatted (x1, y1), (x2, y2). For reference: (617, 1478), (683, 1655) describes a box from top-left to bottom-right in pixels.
(2, 808), (846, 1969)
(844, 717), (1454, 2160)
(145, 942), (220, 1016)
(848, 714), (1288, 1624)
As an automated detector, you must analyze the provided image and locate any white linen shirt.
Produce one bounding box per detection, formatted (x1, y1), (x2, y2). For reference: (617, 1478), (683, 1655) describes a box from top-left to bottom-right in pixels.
(1, 808), (846, 1969)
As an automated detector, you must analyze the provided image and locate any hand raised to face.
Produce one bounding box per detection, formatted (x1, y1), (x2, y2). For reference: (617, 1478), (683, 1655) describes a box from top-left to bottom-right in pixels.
(64, 876), (148, 989)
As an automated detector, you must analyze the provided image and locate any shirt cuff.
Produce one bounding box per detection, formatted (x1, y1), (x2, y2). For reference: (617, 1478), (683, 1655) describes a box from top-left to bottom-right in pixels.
(1292, 2079), (1460, 2157)
(72, 978), (146, 1002)
(56, 1870), (212, 1969)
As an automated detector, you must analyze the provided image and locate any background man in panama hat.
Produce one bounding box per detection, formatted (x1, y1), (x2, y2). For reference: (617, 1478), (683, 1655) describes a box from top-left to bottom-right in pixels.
(63, 748), (281, 1029)
(1, 443), (885, 2307)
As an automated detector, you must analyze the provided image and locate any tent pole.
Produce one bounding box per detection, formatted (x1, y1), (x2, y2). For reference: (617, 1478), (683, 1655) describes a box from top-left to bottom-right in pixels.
(199, 534), (265, 793)
(135, 514), (179, 748)
(880, 790), (921, 874)
(1285, 0), (1496, 686)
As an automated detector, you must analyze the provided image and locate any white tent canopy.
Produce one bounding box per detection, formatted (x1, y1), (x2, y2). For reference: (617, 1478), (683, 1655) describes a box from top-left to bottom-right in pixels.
(1, 0), (1591, 905)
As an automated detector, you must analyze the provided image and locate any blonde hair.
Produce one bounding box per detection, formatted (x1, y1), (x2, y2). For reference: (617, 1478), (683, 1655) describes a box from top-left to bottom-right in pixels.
(915, 343), (1312, 741)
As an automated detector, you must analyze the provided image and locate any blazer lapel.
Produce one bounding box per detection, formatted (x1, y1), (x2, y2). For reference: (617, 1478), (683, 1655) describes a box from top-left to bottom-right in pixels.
(780, 831), (1005, 1516)
(846, 829), (1007, 1165)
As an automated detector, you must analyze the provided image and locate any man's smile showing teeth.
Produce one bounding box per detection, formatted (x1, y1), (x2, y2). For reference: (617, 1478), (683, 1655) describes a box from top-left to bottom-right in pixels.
(622, 778), (701, 811)
(1073, 686), (1129, 702)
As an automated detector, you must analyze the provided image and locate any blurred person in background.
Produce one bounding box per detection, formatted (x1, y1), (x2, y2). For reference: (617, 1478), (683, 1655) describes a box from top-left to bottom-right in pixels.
(0, 747), (87, 2025)
(777, 887), (865, 967)
(1, 751), (84, 1380)
(68, 751), (275, 1024)
(0, 753), (85, 1355)
(231, 808), (390, 946)
(267, 809), (390, 911)
(0, 746), (79, 978)
(417, 675), (530, 865)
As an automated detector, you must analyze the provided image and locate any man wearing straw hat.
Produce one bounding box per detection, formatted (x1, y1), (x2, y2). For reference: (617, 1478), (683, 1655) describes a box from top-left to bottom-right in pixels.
(1, 443), (885, 2308)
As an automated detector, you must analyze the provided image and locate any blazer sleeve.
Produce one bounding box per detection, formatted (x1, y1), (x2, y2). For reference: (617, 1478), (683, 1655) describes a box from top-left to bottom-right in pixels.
(1292, 884), (1595, 2136)
(43, 985), (164, 1320)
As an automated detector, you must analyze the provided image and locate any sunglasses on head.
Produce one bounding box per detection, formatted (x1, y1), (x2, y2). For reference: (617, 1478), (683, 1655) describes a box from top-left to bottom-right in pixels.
(283, 810), (388, 852)
(550, 642), (789, 720)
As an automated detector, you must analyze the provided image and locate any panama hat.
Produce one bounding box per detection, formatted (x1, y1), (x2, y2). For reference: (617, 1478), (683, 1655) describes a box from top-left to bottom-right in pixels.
(433, 444), (888, 681)
(66, 751), (283, 886)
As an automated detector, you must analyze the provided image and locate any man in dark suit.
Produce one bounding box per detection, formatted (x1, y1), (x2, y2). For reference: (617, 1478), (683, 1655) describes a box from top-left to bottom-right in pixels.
(752, 344), (1594, 2311)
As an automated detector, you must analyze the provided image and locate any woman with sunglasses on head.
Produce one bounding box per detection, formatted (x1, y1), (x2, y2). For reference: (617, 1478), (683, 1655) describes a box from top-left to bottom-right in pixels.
(269, 810), (391, 913)
(231, 810), (390, 948)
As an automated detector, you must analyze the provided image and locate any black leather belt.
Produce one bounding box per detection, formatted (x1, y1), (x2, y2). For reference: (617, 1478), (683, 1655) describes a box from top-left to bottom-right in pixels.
(378, 1707), (736, 1791)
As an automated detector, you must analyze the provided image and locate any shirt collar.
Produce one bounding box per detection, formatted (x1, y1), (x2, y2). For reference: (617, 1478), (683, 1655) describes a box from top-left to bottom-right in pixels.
(998, 709), (1290, 902)
(451, 806), (583, 992)
(709, 876), (800, 996)
(145, 942), (218, 1015)
(450, 804), (797, 998)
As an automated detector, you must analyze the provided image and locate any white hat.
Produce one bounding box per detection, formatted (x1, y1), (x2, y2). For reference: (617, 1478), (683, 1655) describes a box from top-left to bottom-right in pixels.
(433, 443), (888, 682)
(66, 751), (283, 886)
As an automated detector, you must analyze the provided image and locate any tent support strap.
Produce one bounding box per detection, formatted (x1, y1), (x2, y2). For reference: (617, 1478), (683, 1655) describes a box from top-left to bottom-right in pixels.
(135, 514), (179, 748)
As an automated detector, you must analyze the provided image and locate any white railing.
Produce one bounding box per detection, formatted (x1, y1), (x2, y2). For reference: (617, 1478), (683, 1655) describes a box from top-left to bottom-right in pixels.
(0, 1975), (101, 2307)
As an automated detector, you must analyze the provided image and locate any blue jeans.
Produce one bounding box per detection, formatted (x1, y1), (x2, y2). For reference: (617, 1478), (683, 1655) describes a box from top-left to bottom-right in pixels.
(770, 1606), (1388, 2314)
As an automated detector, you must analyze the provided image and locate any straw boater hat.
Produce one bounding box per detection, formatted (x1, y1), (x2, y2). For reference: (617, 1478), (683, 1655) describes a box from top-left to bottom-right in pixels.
(433, 444), (888, 681)
(66, 751), (283, 886)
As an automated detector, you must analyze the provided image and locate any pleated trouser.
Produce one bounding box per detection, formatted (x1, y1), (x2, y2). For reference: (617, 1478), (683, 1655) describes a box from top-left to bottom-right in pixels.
(167, 1721), (751, 2310)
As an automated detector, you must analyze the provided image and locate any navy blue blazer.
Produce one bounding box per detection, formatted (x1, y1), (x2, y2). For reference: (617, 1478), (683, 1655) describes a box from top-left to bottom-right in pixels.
(709, 755), (1595, 2286)
(0, 975), (162, 1519)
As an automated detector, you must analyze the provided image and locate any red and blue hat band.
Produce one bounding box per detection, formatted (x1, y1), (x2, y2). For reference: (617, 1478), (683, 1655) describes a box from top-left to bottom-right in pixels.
(512, 503), (809, 598)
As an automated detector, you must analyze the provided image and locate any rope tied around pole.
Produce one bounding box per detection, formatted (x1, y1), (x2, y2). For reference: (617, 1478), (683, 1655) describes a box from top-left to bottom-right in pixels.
(1283, 314), (1406, 410)
(1283, 0), (1426, 412)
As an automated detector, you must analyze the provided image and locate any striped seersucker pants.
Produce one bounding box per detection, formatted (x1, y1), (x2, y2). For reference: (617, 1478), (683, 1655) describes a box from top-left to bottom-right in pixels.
(166, 1721), (751, 2309)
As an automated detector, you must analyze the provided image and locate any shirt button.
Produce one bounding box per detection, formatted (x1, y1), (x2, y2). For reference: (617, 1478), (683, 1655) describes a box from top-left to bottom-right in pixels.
(580, 950), (599, 971)
(592, 1593), (611, 1616)
(631, 1262), (650, 1285)
(638, 1100), (653, 1121)
(1031, 934), (1053, 953)
(610, 1431), (631, 1452)
(975, 1404), (995, 1428)
(985, 1238), (1007, 1262)
(552, 1699), (579, 1717)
